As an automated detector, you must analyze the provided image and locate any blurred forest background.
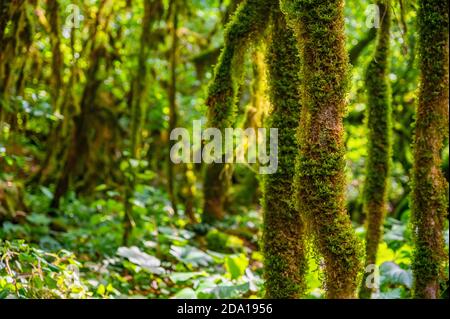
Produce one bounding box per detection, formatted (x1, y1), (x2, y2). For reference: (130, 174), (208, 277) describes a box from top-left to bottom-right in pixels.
(0, 0), (448, 299)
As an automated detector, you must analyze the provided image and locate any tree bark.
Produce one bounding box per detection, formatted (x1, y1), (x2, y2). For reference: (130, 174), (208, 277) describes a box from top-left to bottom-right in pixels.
(359, 0), (392, 299)
(262, 5), (307, 299)
(412, 0), (449, 299)
(282, 0), (364, 299)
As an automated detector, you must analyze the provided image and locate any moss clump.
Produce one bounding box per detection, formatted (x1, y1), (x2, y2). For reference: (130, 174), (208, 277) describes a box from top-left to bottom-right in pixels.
(281, 0), (364, 298)
(203, 0), (273, 222)
(359, 0), (392, 299)
(262, 6), (307, 299)
(411, 0), (449, 299)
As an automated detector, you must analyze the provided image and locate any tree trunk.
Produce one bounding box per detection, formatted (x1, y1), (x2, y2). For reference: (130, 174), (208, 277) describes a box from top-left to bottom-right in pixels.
(359, 0), (392, 299)
(411, 0), (449, 299)
(262, 6), (307, 299)
(167, 0), (179, 216)
(282, 0), (364, 299)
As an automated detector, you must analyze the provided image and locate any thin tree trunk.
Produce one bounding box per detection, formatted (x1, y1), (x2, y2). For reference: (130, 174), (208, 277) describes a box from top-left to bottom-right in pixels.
(411, 0), (449, 299)
(47, 0), (63, 111)
(359, 0), (392, 299)
(167, 0), (179, 216)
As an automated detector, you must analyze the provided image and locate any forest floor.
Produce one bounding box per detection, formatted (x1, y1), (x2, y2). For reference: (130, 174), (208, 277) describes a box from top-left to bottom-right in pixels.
(2, 180), (443, 299)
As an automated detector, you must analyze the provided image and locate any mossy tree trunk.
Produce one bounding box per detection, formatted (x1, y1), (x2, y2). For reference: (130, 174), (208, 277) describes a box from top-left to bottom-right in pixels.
(359, 0), (392, 299)
(0, 0), (34, 124)
(202, 0), (271, 223)
(262, 5), (307, 299)
(411, 0), (449, 299)
(282, 0), (363, 298)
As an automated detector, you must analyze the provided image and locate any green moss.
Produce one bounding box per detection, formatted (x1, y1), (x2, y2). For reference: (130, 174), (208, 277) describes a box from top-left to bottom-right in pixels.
(0, 1), (30, 102)
(359, 0), (392, 299)
(262, 6), (307, 299)
(206, 0), (272, 130)
(203, 0), (272, 221)
(282, 0), (364, 299)
(248, 49), (269, 129)
(411, 0), (449, 299)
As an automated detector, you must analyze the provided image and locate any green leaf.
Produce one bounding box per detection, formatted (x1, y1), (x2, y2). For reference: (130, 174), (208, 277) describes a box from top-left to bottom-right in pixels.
(39, 186), (54, 200)
(97, 284), (106, 295)
(169, 272), (206, 283)
(224, 254), (248, 280)
(377, 242), (396, 265)
(169, 245), (213, 267)
(26, 213), (51, 226)
(378, 287), (403, 299)
(117, 246), (164, 274)
(0, 289), (10, 299)
(172, 288), (197, 299)
(211, 282), (250, 299)
(380, 262), (412, 289)
(95, 184), (108, 191)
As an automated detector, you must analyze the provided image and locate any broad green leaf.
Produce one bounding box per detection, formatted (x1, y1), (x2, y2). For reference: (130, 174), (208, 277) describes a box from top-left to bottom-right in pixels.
(377, 242), (396, 265)
(172, 288), (197, 299)
(117, 246), (164, 274)
(380, 262), (412, 289)
(169, 272), (206, 283)
(26, 213), (51, 226)
(224, 254), (248, 280)
(170, 245), (213, 267)
(211, 282), (250, 299)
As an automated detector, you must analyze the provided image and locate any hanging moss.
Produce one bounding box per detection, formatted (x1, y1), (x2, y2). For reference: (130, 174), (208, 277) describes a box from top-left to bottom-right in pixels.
(230, 47), (269, 209)
(262, 6), (307, 299)
(282, 0), (364, 298)
(359, 0), (392, 299)
(411, 0), (449, 299)
(206, 0), (271, 129)
(247, 48), (269, 130)
(203, 0), (272, 222)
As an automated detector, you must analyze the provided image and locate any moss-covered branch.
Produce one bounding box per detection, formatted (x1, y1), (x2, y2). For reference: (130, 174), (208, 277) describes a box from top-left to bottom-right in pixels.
(282, 0), (364, 298)
(262, 5), (307, 299)
(359, 0), (392, 299)
(411, 0), (449, 299)
(203, 0), (272, 222)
